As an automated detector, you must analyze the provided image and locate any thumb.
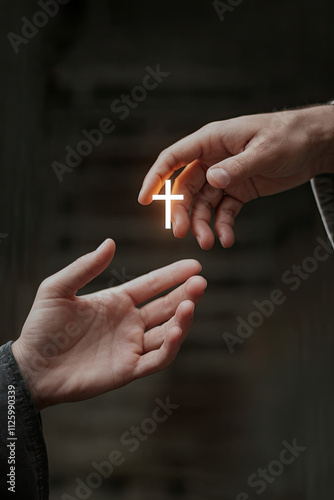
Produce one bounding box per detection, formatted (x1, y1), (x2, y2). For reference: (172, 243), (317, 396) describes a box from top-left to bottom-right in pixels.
(39, 238), (116, 298)
(206, 147), (266, 189)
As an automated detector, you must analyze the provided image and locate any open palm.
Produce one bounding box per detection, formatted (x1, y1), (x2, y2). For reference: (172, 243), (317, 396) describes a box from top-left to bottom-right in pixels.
(12, 239), (206, 410)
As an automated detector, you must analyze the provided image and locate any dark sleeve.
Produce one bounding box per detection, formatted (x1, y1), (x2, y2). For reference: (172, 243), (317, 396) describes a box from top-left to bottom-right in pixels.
(0, 341), (49, 499)
(311, 173), (334, 249)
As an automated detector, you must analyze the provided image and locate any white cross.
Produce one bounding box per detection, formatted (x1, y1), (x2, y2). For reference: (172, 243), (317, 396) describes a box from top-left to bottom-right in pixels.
(152, 179), (184, 229)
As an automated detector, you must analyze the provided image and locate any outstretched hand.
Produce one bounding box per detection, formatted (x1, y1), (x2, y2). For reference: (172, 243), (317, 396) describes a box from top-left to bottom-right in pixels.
(12, 239), (206, 410)
(139, 105), (334, 249)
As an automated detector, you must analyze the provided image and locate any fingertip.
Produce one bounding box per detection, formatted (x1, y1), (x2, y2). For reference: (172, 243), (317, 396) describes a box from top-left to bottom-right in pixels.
(198, 276), (208, 292)
(96, 238), (116, 254)
(186, 274), (207, 288)
(138, 191), (152, 205)
(173, 222), (189, 239)
(182, 276), (207, 308)
(196, 234), (214, 251)
(137, 189), (143, 203)
(177, 299), (195, 319)
(108, 238), (116, 249)
(191, 217), (215, 250)
(218, 228), (235, 248)
(175, 300), (195, 344)
(138, 174), (164, 205)
(93, 239), (116, 271)
(172, 207), (190, 239)
(168, 325), (183, 341)
(109, 239), (117, 255)
(184, 259), (202, 273)
(220, 237), (235, 249)
(202, 239), (215, 251)
(207, 167), (231, 189)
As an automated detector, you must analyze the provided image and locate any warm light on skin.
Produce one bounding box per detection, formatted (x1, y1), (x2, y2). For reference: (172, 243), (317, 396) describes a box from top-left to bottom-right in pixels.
(152, 179), (184, 229)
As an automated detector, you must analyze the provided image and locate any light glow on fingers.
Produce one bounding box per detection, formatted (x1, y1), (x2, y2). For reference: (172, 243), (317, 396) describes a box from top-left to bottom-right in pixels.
(152, 180), (184, 229)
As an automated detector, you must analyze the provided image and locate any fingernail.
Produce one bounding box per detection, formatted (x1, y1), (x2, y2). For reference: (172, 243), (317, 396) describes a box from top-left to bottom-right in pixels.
(96, 239), (108, 251)
(196, 236), (202, 248)
(209, 168), (231, 187)
(138, 189), (143, 201)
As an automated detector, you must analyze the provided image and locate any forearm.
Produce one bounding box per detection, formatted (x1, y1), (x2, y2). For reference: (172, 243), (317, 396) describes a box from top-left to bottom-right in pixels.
(0, 342), (49, 499)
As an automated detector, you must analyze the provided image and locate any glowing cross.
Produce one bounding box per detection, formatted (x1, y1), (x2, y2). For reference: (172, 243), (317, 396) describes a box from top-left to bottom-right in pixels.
(152, 179), (184, 229)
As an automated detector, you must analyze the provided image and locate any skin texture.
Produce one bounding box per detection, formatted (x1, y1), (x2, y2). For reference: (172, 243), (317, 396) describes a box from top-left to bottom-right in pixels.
(12, 239), (207, 410)
(139, 105), (334, 250)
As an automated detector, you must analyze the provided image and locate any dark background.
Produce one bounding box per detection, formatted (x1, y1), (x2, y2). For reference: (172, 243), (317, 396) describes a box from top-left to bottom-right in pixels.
(1, 0), (334, 499)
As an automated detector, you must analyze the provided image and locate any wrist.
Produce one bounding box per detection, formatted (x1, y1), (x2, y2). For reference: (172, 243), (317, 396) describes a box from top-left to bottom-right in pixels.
(301, 104), (334, 176)
(11, 340), (44, 411)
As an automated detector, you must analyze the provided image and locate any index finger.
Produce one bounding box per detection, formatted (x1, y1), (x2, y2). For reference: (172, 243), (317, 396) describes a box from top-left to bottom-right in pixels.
(138, 130), (204, 205)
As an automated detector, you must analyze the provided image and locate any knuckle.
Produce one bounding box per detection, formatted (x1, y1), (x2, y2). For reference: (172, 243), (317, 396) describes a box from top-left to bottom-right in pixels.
(75, 255), (86, 266)
(73, 263), (90, 289)
(250, 133), (281, 166)
(253, 128), (277, 153)
(147, 271), (160, 295)
(257, 129), (275, 148)
(223, 206), (238, 218)
(38, 277), (50, 292)
(140, 306), (149, 328)
(203, 183), (219, 199)
(202, 121), (220, 133)
(158, 149), (180, 170)
(183, 181), (198, 198)
(37, 276), (56, 296)
(197, 195), (212, 212)
(163, 293), (174, 314)
(231, 156), (247, 180)
(214, 209), (235, 230)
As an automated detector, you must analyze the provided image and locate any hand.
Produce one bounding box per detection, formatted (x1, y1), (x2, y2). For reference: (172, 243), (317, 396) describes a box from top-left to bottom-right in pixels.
(138, 105), (334, 249)
(12, 239), (206, 410)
